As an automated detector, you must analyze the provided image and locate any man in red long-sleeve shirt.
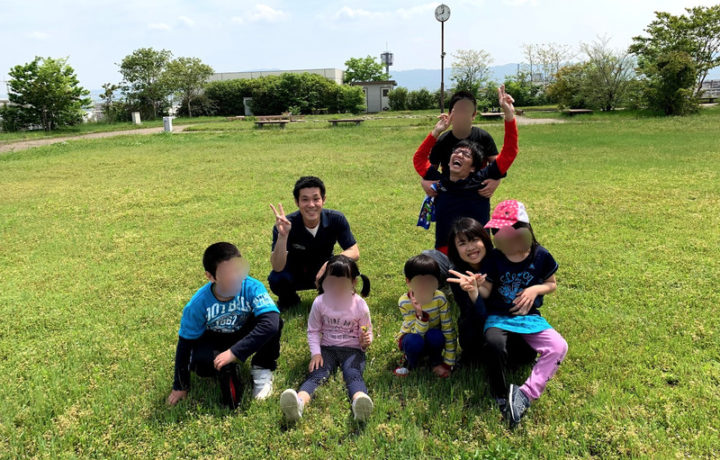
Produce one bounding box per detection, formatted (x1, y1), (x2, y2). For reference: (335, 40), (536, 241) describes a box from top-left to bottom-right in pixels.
(413, 85), (519, 254)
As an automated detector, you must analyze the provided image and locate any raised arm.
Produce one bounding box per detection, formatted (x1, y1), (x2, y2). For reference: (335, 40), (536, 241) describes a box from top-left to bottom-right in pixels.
(270, 203), (291, 272)
(415, 113), (453, 191)
(495, 85), (518, 175)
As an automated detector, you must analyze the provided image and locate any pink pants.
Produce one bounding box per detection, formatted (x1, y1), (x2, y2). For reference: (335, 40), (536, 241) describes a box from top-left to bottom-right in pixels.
(519, 328), (568, 401)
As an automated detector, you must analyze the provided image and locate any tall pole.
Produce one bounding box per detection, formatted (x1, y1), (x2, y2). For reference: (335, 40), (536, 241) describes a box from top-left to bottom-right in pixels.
(440, 21), (445, 113)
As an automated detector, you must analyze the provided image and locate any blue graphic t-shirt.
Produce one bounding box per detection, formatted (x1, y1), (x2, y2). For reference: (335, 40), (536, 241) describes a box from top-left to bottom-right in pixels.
(483, 246), (558, 334)
(178, 276), (279, 340)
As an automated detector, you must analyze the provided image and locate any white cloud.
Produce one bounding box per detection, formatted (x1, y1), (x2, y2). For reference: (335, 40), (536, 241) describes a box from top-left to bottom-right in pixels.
(178, 16), (195, 27)
(27, 31), (50, 40)
(333, 3), (436, 21)
(232, 4), (288, 24)
(148, 22), (171, 31)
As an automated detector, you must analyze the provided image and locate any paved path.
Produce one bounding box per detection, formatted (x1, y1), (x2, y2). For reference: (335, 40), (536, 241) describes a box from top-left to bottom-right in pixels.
(0, 125), (189, 154)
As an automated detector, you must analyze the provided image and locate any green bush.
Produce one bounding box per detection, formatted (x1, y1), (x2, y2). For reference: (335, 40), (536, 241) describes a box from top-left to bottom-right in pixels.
(407, 88), (435, 110)
(388, 87), (408, 110)
(204, 79), (253, 116)
(204, 73), (363, 116)
(335, 85), (366, 114)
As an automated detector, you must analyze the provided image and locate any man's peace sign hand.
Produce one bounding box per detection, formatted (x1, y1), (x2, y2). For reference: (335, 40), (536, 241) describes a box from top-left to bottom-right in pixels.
(270, 203), (292, 237)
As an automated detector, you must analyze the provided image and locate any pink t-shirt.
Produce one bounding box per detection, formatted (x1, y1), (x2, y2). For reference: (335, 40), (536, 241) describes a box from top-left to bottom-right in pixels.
(307, 293), (373, 356)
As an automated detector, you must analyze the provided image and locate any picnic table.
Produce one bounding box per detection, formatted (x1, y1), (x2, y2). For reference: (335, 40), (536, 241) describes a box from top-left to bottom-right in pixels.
(563, 109), (594, 116)
(328, 118), (365, 127)
(255, 120), (289, 129)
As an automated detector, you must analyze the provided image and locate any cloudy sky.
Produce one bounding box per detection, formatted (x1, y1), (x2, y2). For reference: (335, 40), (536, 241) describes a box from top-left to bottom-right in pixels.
(1, 0), (717, 92)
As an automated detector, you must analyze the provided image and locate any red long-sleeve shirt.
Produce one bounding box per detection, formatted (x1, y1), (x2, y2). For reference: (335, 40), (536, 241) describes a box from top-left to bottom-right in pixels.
(413, 119), (518, 179)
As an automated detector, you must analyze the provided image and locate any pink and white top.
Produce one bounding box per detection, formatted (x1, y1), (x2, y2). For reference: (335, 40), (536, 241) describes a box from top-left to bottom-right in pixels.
(307, 293), (373, 356)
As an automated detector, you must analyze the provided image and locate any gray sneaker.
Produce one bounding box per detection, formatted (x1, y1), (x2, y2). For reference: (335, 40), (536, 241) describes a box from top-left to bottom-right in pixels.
(507, 384), (531, 427)
(279, 389), (304, 422)
(351, 393), (374, 422)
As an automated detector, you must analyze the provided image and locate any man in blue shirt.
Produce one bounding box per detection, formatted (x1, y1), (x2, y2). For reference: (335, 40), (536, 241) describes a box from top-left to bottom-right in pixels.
(268, 176), (360, 310)
(167, 242), (282, 409)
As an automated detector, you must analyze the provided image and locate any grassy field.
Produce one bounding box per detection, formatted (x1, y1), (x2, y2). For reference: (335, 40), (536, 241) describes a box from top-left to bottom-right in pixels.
(1, 106), (719, 458)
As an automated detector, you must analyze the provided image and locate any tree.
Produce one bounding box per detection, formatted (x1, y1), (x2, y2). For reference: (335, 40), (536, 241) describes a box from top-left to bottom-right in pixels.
(451, 49), (493, 95)
(629, 5), (720, 97)
(99, 83), (121, 122)
(343, 56), (389, 84)
(644, 51), (698, 115)
(546, 64), (591, 109)
(503, 72), (547, 107)
(581, 36), (636, 111)
(164, 57), (214, 117)
(118, 48), (173, 119)
(1, 56), (91, 131)
(521, 43), (574, 84)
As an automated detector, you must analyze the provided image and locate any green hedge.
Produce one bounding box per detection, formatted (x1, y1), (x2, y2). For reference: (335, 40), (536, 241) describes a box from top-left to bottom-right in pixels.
(204, 73), (365, 116)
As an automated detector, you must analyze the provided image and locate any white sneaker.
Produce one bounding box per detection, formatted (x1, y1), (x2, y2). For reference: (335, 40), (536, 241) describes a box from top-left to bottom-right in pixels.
(351, 393), (373, 422)
(280, 389), (304, 422)
(250, 365), (273, 400)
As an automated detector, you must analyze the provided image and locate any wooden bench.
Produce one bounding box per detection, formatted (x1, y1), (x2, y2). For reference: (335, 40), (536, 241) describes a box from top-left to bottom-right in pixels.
(480, 112), (504, 119)
(255, 120), (289, 129)
(328, 118), (365, 126)
(225, 116), (246, 121)
(563, 109), (594, 116)
(256, 115), (289, 122)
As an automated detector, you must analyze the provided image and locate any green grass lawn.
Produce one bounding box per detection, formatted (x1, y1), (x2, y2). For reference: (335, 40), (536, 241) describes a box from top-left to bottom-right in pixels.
(1, 106), (719, 458)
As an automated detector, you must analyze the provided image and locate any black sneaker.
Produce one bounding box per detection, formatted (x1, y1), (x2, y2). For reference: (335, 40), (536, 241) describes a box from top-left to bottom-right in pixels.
(219, 364), (241, 409)
(496, 397), (508, 416)
(507, 384), (531, 427)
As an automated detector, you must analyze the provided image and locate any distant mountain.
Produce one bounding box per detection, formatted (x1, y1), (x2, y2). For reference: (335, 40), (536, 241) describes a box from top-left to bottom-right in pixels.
(389, 64), (720, 91)
(389, 63), (521, 90)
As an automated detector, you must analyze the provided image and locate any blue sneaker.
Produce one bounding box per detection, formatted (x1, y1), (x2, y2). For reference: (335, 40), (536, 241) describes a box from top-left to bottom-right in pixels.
(507, 384), (531, 427)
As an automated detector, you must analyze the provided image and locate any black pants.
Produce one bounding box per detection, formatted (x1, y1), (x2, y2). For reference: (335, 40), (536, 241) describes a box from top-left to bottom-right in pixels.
(484, 327), (538, 399)
(267, 268), (317, 309)
(190, 316), (284, 377)
(457, 313), (486, 364)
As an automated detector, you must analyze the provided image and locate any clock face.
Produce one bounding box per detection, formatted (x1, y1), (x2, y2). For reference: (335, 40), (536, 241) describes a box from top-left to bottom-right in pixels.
(435, 4), (450, 22)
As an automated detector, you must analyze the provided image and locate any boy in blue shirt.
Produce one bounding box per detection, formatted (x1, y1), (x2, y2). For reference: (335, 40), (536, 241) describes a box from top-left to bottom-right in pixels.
(167, 242), (283, 409)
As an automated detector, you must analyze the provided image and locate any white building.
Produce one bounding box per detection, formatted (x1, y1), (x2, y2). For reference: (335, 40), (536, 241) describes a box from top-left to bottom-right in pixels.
(351, 80), (397, 113)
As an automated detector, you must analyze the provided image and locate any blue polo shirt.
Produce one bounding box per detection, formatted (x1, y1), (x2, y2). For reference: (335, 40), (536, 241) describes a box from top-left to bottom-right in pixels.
(178, 276), (279, 340)
(271, 208), (356, 280)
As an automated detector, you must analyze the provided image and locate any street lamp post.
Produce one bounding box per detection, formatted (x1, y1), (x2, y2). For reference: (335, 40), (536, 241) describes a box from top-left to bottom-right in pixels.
(435, 4), (451, 113)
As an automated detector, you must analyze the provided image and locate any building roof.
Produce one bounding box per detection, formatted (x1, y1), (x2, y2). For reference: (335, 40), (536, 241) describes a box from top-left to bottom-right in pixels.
(350, 80), (397, 86)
